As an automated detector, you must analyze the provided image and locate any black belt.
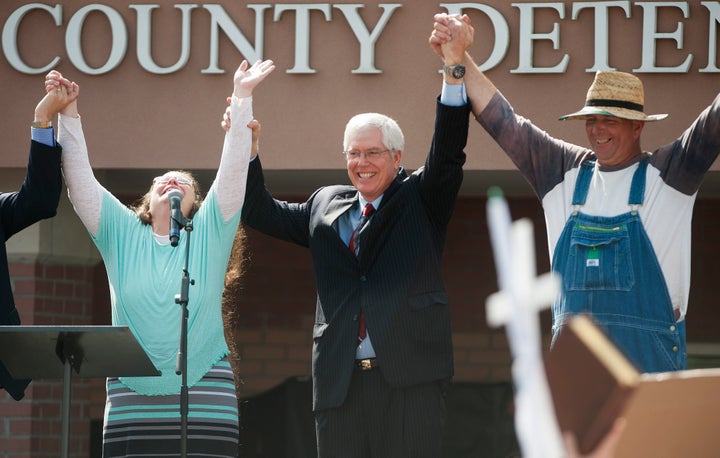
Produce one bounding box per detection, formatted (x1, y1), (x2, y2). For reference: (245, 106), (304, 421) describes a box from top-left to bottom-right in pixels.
(355, 358), (379, 371)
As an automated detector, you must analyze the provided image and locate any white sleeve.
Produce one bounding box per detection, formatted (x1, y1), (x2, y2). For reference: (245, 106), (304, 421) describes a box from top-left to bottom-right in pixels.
(214, 95), (253, 221)
(57, 113), (105, 236)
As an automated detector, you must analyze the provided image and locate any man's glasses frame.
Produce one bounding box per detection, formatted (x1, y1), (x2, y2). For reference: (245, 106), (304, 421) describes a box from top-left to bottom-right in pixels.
(342, 149), (391, 161)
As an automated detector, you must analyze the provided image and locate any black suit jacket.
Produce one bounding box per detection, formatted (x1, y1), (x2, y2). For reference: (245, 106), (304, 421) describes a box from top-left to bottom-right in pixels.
(242, 100), (470, 410)
(0, 140), (62, 400)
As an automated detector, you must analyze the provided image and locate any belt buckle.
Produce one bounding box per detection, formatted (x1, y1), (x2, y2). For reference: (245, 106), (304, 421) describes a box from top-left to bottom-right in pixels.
(358, 359), (374, 371)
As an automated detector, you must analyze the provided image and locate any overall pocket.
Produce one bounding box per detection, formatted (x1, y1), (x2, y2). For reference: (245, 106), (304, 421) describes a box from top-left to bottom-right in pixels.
(565, 223), (634, 292)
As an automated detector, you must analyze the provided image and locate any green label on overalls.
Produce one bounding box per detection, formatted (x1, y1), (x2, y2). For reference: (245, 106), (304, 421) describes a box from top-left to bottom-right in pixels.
(586, 247), (599, 267)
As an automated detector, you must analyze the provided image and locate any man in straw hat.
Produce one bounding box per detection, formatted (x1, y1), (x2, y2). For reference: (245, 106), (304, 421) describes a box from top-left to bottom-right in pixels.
(430, 13), (720, 375)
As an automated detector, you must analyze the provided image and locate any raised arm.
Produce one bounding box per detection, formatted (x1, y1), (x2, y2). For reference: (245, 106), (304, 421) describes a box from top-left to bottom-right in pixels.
(2, 78), (74, 233)
(430, 13), (498, 118)
(46, 71), (106, 237)
(214, 59), (274, 221)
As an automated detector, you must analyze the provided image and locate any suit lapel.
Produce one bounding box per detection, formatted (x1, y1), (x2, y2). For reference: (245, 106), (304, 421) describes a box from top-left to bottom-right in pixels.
(327, 169), (406, 261)
(376, 167), (407, 211)
(326, 194), (358, 259)
(357, 169), (407, 263)
(326, 194), (357, 226)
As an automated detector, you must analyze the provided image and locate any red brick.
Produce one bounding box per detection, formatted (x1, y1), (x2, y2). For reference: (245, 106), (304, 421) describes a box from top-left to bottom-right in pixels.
(43, 264), (66, 280)
(265, 361), (311, 377)
(13, 261), (42, 275)
(11, 279), (37, 295)
(240, 345), (285, 360)
(264, 329), (307, 345)
(233, 359), (263, 375)
(452, 332), (490, 348)
(453, 364), (490, 381)
(287, 346), (312, 362)
(65, 265), (90, 282)
(233, 329), (263, 344)
(9, 419), (33, 435)
(63, 299), (88, 317)
(468, 349), (512, 365)
(490, 332), (509, 349)
(451, 348), (469, 363)
(53, 281), (75, 298)
(1, 436), (31, 452)
(489, 366), (513, 382)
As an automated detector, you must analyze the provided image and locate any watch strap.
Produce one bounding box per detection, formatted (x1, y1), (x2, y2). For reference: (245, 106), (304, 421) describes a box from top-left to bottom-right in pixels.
(31, 120), (53, 129)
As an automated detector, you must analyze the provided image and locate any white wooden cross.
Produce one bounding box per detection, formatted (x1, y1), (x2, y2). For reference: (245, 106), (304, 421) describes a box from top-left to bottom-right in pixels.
(485, 187), (565, 458)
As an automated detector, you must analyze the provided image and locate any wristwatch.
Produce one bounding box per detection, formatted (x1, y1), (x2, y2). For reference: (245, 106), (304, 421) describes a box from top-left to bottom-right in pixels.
(31, 120), (52, 128)
(443, 64), (466, 79)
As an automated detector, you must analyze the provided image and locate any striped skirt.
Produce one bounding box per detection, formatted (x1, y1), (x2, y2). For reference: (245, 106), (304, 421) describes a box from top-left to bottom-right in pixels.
(102, 357), (239, 458)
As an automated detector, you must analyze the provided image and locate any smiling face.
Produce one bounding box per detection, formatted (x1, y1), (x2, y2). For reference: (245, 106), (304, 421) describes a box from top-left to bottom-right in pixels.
(345, 127), (402, 202)
(585, 115), (645, 167)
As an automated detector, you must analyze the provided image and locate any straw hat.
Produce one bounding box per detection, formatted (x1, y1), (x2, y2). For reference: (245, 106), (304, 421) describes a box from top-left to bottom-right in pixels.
(559, 71), (667, 122)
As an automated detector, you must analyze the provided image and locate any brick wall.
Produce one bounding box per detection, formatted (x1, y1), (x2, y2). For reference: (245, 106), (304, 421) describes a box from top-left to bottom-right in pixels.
(688, 199), (720, 341)
(1, 261), (98, 458)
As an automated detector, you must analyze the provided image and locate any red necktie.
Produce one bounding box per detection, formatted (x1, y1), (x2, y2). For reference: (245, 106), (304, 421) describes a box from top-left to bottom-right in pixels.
(349, 203), (375, 340)
(349, 203), (375, 255)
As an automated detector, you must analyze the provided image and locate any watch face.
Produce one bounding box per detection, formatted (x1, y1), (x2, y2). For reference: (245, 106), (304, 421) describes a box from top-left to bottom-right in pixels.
(452, 65), (465, 79)
(443, 64), (465, 79)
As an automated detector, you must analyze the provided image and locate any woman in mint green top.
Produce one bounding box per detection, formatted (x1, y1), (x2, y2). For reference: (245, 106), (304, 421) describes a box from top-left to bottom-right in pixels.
(46, 59), (275, 457)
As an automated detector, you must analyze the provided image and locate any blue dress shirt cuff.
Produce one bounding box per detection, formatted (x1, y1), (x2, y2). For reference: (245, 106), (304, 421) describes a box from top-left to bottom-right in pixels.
(31, 126), (56, 147)
(440, 81), (467, 107)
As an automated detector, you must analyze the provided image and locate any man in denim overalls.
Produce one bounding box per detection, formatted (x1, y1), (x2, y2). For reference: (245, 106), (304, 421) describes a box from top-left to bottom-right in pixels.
(431, 14), (720, 374)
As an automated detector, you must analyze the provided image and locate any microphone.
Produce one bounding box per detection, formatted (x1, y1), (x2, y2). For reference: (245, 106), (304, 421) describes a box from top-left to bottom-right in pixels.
(168, 189), (185, 247)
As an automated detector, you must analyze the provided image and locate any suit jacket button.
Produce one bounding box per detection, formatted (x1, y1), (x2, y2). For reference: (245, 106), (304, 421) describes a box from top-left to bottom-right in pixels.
(360, 276), (367, 282)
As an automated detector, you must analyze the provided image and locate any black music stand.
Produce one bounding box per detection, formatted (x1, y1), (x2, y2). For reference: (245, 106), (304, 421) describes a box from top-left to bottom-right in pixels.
(0, 325), (160, 458)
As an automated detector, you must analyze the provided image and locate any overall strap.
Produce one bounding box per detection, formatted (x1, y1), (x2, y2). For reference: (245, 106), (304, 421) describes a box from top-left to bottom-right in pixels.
(571, 159), (596, 206)
(628, 157), (649, 207)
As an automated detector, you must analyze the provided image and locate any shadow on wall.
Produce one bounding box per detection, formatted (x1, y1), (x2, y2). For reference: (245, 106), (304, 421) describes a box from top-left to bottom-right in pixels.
(238, 377), (520, 458)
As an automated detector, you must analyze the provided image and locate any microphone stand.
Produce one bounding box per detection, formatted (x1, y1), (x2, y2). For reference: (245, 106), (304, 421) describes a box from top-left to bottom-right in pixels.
(174, 216), (194, 458)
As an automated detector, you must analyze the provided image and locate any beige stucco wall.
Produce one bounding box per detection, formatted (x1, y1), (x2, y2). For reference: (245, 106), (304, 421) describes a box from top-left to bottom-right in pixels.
(3, 1), (720, 178)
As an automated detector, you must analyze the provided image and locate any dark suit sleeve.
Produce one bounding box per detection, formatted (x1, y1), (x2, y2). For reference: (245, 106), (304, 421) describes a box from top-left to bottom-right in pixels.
(241, 156), (312, 247)
(0, 140), (63, 239)
(418, 99), (471, 226)
(0, 140), (62, 401)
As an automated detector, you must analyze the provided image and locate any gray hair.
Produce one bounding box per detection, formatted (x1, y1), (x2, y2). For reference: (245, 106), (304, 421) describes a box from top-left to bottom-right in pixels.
(343, 113), (405, 153)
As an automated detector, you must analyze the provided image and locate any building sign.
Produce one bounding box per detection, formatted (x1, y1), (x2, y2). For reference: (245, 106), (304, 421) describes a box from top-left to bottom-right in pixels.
(3, 2), (720, 75)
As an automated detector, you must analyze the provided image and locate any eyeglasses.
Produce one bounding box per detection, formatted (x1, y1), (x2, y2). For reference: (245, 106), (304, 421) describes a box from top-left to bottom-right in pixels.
(153, 175), (193, 186)
(343, 149), (391, 161)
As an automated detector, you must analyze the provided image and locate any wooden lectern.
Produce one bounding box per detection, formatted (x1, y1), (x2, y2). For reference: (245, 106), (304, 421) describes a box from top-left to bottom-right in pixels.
(0, 325), (159, 458)
(545, 316), (720, 458)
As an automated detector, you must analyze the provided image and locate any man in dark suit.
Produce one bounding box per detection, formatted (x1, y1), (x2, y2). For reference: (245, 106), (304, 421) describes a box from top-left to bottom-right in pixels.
(239, 44), (472, 457)
(1, 80), (77, 400)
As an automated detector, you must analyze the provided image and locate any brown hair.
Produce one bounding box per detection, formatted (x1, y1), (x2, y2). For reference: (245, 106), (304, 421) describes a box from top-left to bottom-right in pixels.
(222, 224), (249, 394)
(224, 224), (248, 291)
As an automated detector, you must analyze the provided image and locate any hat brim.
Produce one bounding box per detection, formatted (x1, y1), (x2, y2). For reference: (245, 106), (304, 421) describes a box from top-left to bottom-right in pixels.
(559, 106), (667, 122)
